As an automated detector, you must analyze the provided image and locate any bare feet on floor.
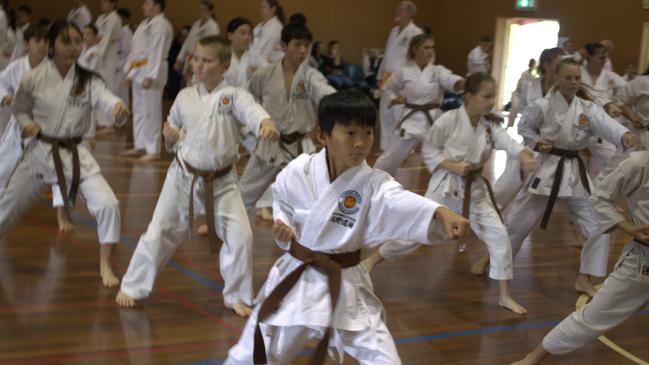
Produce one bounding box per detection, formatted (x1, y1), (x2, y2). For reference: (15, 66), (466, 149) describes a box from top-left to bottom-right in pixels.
(137, 154), (160, 163)
(498, 295), (527, 315)
(574, 275), (598, 297)
(256, 207), (273, 221)
(100, 264), (120, 288)
(226, 303), (252, 317)
(196, 224), (208, 236)
(116, 290), (136, 308)
(120, 148), (145, 157)
(470, 255), (489, 276)
(56, 207), (74, 233)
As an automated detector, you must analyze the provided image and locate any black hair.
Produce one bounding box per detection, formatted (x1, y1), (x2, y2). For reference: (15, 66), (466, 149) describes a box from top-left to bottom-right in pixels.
(311, 41), (321, 56)
(264, 0), (285, 25)
(318, 90), (376, 134)
(84, 23), (98, 36)
(643, 66), (649, 76)
(328, 40), (339, 49)
(288, 12), (306, 27)
(281, 23), (312, 44)
(464, 72), (495, 95)
(528, 58), (536, 67)
(23, 23), (48, 42)
(37, 17), (51, 27)
(199, 0), (214, 11)
(152, 0), (165, 11)
(226, 17), (252, 34)
(117, 7), (131, 20)
(48, 20), (99, 96)
(538, 47), (563, 75)
(480, 35), (492, 43)
(407, 33), (434, 60)
(17, 5), (31, 15)
(585, 42), (606, 56)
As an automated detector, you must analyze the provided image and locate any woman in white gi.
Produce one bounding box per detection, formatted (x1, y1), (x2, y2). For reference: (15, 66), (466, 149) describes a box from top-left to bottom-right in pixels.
(94, 0), (122, 134)
(116, 36), (280, 317)
(512, 151), (649, 365)
(0, 3), (15, 72)
(618, 67), (649, 147)
(505, 58), (638, 297)
(225, 90), (471, 365)
(496, 47), (564, 210)
(120, 0), (173, 162)
(115, 8), (133, 105)
(0, 20), (129, 287)
(67, 0), (92, 30)
(367, 73), (538, 314)
(467, 35), (492, 76)
(173, 0), (220, 81)
(374, 34), (464, 176)
(249, 0), (285, 64)
(377, 1), (423, 149)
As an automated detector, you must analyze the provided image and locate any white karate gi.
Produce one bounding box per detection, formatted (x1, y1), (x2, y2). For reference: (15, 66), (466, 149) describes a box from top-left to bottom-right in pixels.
(543, 151), (649, 354)
(467, 45), (490, 76)
(176, 18), (220, 66)
(238, 61), (335, 211)
(249, 16), (283, 64)
(95, 10), (121, 96)
(120, 81), (269, 306)
(124, 14), (173, 155)
(0, 56), (47, 195)
(506, 91), (629, 278)
(67, 4), (92, 30)
(116, 24), (133, 105)
(77, 43), (102, 138)
(0, 8), (14, 72)
(10, 23), (29, 63)
(380, 106), (526, 280)
(0, 62), (122, 244)
(374, 62), (462, 175)
(377, 21), (423, 149)
(226, 148), (449, 365)
(616, 75), (649, 148)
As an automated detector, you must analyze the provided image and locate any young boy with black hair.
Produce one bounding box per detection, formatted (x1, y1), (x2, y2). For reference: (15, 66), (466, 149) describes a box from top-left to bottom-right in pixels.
(225, 89), (470, 365)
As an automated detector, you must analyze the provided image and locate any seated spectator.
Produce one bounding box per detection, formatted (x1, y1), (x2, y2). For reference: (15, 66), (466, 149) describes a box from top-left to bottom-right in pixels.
(322, 40), (354, 89)
(308, 41), (324, 70)
(363, 47), (382, 89)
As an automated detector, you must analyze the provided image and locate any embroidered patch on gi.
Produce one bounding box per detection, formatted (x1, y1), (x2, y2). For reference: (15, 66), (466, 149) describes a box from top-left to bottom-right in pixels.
(218, 95), (233, 113)
(641, 265), (649, 276)
(576, 113), (590, 129)
(485, 126), (494, 146)
(292, 81), (308, 99)
(531, 177), (541, 189)
(338, 190), (362, 215)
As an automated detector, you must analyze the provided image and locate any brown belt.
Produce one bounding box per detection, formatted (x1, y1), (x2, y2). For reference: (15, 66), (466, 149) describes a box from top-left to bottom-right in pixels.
(176, 155), (232, 254)
(396, 102), (441, 131)
(38, 133), (83, 211)
(462, 168), (502, 222)
(253, 240), (361, 365)
(279, 132), (306, 158)
(539, 147), (590, 230)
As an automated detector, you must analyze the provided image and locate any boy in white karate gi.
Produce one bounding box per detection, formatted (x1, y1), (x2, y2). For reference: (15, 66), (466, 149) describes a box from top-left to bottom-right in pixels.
(512, 150), (649, 364)
(116, 36), (280, 317)
(224, 89), (471, 365)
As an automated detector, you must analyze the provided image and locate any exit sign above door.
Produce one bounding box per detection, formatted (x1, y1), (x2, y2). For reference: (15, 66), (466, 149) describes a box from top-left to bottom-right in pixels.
(516, 0), (537, 11)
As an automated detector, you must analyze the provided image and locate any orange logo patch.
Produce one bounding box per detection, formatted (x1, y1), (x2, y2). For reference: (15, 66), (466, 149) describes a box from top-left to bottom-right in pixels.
(248, 66), (258, 74)
(222, 97), (231, 105)
(578, 114), (589, 126)
(343, 196), (356, 209)
(338, 190), (362, 215)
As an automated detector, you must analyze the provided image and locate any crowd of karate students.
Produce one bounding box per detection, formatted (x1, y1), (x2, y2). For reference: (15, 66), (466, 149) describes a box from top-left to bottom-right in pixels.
(1, 0), (648, 363)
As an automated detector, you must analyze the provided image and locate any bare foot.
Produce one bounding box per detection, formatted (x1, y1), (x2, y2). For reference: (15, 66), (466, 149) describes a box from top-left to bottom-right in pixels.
(137, 154), (161, 163)
(499, 295), (528, 315)
(226, 303), (252, 317)
(100, 264), (120, 288)
(470, 254), (489, 276)
(196, 224), (208, 236)
(116, 290), (137, 308)
(120, 148), (145, 157)
(510, 359), (535, 365)
(510, 345), (550, 364)
(256, 207), (273, 221)
(574, 275), (598, 297)
(56, 207), (75, 233)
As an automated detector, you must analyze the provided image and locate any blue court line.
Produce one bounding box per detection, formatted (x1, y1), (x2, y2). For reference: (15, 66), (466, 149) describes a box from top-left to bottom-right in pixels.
(70, 211), (224, 292)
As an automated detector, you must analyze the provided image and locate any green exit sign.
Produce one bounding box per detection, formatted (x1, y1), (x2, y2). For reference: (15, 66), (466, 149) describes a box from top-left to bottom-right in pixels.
(516, 0), (537, 10)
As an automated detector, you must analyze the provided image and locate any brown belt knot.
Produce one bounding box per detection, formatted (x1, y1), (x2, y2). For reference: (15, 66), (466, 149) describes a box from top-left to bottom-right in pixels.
(37, 133), (83, 210)
(462, 167), (502, 222)
(176, 155), (232, 254)
(253, 240), (361, 365)
(279, 132), (306, 158)
(397, 102), (441, 131)
(539, 147), (590, 230)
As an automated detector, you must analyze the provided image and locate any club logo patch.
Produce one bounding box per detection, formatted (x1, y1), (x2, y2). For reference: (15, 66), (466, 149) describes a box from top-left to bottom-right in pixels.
(338, 190), (362, 215)
(292, 81), (308, 99)
(577, 113), (590, 129)
(218, 95), (233, 113)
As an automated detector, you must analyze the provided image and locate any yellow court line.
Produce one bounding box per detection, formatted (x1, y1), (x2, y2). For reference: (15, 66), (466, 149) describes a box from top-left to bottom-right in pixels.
(576, 288), (649, 365)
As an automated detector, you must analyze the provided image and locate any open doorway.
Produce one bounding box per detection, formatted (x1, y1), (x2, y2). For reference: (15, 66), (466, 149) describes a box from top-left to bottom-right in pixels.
(639, 22), (649, 73)
(493, 18), (560, 110)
